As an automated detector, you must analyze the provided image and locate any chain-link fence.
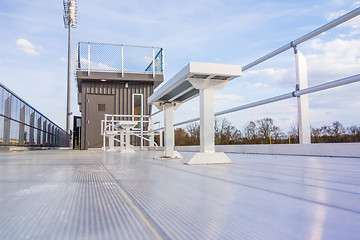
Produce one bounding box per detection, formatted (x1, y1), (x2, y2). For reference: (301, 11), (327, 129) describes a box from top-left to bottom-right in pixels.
(76, 42), (164, 75)
(0, 83), (69, 148)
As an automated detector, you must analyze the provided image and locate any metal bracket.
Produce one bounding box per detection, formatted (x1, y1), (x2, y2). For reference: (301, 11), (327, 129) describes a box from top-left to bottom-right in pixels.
(292, 84), (299, 97)
(290, 41), (298, 54)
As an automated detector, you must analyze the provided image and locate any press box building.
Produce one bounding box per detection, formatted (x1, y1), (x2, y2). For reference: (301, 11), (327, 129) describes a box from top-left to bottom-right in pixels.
(75, 42), (164, 149)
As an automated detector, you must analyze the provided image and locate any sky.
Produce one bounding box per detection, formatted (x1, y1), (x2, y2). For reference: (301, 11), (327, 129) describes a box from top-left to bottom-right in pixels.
(0, 0), (360, 134)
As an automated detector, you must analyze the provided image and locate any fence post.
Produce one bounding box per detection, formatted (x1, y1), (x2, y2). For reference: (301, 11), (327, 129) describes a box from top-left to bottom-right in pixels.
(19, 106), (25, 145)
(29, 112), (35, 146)
(3, 96), (11, 145)
(37, 117), (42, 146)
(295, 48), (311, 144)
(87, 42), (91, 76)
(152, 48), (155, 78)
(121, 46), (124, 78)
(150, 118), (154, 147)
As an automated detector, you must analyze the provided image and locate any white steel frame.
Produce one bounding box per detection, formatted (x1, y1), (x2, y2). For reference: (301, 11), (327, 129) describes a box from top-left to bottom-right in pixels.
(101, 114), (162, 152)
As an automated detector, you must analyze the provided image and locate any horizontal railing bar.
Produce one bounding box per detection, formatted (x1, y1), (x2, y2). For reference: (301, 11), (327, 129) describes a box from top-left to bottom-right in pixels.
(170, 74), (360, 127)
(77, 41), (162, 49)
(294, 74), (360, 97)
(242, 7), (360, 71)
(151, 110), (162, 117)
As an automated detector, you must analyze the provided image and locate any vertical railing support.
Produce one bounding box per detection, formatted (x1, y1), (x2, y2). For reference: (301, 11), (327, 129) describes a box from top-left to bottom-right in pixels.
(294, 48), (311, 144)
(37, 117), (42, 146)
(87, 42), (91, 76)
(121, 46), (124, 78)
(149, 118), (154, 147)
(3, 96), (11, 145)
(19, 106), (25, 146)
(29, 112), (35, 146)
(152, 48), (155, 78)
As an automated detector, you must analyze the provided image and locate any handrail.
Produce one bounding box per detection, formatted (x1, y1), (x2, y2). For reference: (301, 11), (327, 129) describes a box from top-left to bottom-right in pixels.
(242, 7), (360, 71)
(150, 74), (360, 131)
(149, 8), (360, 119)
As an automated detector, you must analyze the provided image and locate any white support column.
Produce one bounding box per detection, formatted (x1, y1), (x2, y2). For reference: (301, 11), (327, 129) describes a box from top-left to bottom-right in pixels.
(295, 49), (311, 144)
(187, 78), (232, 165)
(120, 126), (135, 153)
(108, 134), (116, 151)
(162, 103), (182, 158)
(200, 89), (215, 153)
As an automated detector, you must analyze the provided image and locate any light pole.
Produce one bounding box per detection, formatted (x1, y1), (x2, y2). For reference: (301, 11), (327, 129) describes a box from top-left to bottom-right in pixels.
(63, 0), (77, 138)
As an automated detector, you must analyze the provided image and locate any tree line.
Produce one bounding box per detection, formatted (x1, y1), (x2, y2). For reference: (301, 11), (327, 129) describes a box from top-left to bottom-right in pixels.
(171, 118), (360, 146)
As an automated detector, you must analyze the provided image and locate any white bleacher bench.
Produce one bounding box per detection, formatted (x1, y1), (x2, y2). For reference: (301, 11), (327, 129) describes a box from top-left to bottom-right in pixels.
(148, 62), (242, 164)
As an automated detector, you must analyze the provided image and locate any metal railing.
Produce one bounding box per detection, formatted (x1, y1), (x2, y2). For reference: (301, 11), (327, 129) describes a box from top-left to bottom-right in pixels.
(76, 42), (164, 77)
(152, 7), (360, 134)
(101, 114), (163, 151)
(0, 83), (70, 147)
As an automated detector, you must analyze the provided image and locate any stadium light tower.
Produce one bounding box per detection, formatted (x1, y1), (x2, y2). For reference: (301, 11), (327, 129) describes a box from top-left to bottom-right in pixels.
(63, 0), (77, 137)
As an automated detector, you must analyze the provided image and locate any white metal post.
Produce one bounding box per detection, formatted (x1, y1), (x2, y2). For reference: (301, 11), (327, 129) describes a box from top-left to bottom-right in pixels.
(149, 118), (154, 147)
(125, 127), (131, 152)
(87, 43), (90, 76)
(121, 46), (124, 78)
(152, 48), (155, 78)
(164, 103), (174, 157)
(160, 130), (163, 147)
(140, 115), (143, 150)
(295, 49), (311, 144)
(200, 89), (215, 153)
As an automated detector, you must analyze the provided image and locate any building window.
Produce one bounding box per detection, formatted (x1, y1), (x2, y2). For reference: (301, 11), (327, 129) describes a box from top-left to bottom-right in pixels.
(97, 104), (105, 112)
(132, 94), (143, 128)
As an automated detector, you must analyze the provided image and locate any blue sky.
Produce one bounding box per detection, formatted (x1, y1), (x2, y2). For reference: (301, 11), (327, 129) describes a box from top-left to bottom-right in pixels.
(0, 0), (359, 133)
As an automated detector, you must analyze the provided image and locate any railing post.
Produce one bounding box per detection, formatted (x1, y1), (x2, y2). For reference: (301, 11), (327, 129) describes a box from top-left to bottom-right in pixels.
(29, 112), (35, 146)
(150, 118), (154, 147)
(121, 46), (124, 78)
(161, 48), (164, 74)
(3, 96), (11, 145)
(87, 42), (91, 76)
(43, 121), (47, 146)
(140, 114), (144, 150)
(294, 48), (311, 144)
(152, 48), (155, 78)
(37, 117), (42, 146)
(19, 106), (25, 146)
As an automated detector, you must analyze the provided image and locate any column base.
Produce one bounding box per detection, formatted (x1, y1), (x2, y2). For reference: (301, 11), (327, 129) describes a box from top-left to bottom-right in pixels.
(187, 152), (232, 165)
(120, 148), (136, 153)
(154, 151), (183, 159)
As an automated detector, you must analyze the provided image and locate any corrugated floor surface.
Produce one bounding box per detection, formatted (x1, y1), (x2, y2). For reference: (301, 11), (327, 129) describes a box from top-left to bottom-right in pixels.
(0, 149), (359, 239)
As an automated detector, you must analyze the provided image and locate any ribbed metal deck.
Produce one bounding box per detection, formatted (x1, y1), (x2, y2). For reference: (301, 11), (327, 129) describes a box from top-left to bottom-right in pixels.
(0, 150), (359, 239)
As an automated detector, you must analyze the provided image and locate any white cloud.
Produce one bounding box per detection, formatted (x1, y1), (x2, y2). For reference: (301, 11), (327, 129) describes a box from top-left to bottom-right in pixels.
(353, 1), (360, 7)
(59, 57), (67, 63)
(80, 57), (119, 71)
(244, 68), (290, 80)
(325, 9), (360, 35)
(15, 38), (40, 56)
(304, 38), (360, 82)
(244, 82), (269, 89)
(214, 94), (244, 111)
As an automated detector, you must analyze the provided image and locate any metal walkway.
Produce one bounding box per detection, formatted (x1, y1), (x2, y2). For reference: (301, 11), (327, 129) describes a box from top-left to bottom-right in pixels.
(0, 150), (359, 239)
